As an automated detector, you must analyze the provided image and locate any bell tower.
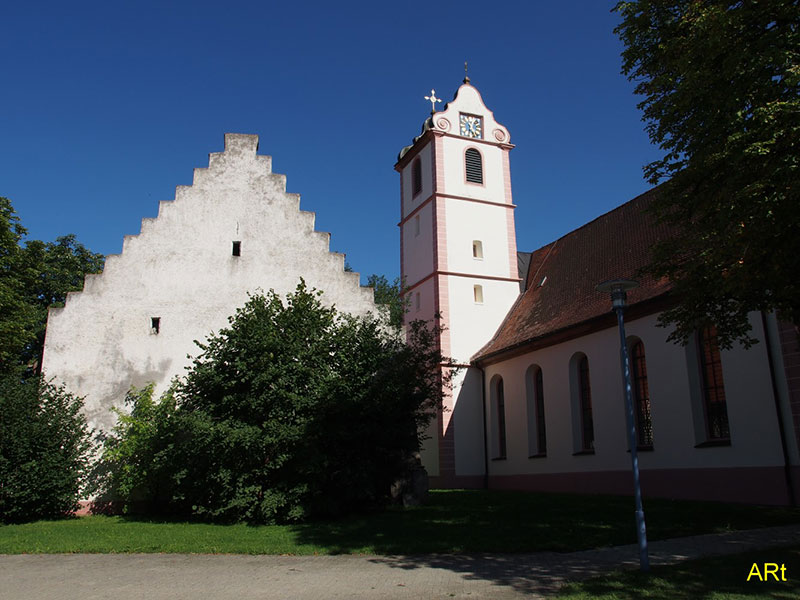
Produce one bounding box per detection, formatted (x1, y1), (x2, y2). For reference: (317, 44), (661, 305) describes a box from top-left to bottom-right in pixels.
(395, 79), (521, 486)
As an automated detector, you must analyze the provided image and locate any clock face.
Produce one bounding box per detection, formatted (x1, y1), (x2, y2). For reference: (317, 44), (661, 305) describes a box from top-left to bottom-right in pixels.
(459, 114), (483, 139)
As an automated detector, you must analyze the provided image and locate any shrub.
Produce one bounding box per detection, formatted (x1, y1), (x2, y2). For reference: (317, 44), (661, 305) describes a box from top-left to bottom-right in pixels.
(99, 282), (450, 523)
(0, 374), (93, 523)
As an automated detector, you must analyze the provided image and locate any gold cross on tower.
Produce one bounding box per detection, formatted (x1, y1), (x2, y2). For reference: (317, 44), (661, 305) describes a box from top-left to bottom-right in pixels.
(424, 89), (442, 114)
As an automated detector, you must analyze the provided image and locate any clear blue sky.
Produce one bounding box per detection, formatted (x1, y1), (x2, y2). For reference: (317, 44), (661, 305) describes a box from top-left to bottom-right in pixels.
(1, 0), (661, 283)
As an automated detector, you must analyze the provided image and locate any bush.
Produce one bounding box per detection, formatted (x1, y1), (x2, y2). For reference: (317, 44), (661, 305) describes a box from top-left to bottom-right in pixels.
(0, 374), (93, 523)
(98, 282), (449, 523)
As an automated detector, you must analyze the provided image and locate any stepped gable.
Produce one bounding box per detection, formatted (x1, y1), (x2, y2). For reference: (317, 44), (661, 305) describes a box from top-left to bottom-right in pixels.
(42, 133), (375, 432)
(473, 188), (673, 364)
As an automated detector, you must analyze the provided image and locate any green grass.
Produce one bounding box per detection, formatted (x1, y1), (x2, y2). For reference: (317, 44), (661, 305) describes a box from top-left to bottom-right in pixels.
(1, 489), (799, 555)
(558, 546), (800, 599)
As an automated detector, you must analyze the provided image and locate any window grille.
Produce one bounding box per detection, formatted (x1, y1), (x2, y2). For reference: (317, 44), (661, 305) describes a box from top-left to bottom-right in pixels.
(578, 355), (594, 450)
(699, 325), (730, 439)
(412, 159), (422, 196)
(465, 148), (483, 184)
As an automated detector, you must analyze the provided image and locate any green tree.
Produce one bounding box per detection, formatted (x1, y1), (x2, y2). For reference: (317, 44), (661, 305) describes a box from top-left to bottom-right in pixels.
(0, 374), (94, 523)
(614, 1), (800, 348)
(99, 282), (450, 523)
(366, 274), (407, 329)
(0, 197), (104, 373)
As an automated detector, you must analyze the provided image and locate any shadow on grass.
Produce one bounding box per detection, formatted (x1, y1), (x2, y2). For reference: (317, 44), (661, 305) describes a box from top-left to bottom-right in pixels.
(290, 489), (800, 555)
(557, 547), (800, 599)
(289, 490), (800, 596)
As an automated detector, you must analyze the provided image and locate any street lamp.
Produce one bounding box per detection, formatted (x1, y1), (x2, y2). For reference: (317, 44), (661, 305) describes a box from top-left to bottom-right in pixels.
(596, 278), (650, 572)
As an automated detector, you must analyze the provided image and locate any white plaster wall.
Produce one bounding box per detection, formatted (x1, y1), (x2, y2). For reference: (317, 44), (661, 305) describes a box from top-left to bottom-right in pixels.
(445, 277), (520, 364)
(42, 134), (376, 432)
(445, 198), (513, 277)
(483, 312), (786, 477)
(441, 137), (506, 202)
(402, 202), (434, 287)
(453, 366), (487, 475)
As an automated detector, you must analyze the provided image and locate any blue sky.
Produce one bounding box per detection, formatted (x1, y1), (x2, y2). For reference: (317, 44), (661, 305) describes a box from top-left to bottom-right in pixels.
(1, 0), (661, 283)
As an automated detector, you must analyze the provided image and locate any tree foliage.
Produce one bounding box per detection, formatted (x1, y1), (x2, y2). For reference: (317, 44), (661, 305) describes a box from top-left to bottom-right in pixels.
(0, 197), (104, 373)
(366, 273), (407, 329)
(614, 1), (800, 347)
(98, 282), (450, 523)
(0, 374), (94, 523)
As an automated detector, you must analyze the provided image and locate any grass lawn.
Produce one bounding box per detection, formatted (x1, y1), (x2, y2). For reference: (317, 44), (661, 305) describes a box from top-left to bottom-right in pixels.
(1, 489), (799, 555)
(558, 545), (800, 599)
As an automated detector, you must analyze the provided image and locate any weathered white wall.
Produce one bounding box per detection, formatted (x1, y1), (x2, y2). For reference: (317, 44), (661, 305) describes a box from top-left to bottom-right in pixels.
(483, 311), (787, 477)
(42, 134), (376, 432)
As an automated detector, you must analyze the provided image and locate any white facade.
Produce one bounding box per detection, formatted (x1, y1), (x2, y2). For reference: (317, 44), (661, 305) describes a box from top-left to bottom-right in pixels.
(42, 134), (376, 432)
(480, 311), (800, 504)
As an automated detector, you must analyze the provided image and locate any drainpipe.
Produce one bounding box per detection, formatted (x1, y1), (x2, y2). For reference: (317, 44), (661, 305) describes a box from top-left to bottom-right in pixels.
(761, 311), (797, 506)
(480, 365), (489, 490)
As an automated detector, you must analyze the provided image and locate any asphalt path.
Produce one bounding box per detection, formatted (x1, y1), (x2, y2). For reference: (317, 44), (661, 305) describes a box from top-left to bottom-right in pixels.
(2, 524), (798, 599)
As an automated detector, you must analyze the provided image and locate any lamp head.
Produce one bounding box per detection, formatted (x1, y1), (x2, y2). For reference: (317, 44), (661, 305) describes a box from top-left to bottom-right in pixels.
(596, 279), (639, 309)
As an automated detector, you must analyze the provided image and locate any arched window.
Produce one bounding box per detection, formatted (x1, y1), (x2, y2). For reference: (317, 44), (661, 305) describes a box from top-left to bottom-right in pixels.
(577, 355), (594, 451)
(698, 325), (730, 440)
(630, 340), (654, 448)
(411, 158), (422, 196)
(525, 365), (546, 456)
(465, 148), (483, 184)
(490, 376), (507, 459)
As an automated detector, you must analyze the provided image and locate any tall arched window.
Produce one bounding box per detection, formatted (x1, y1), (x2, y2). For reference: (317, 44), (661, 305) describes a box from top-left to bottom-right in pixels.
(698, 325), (730, 440)
(630, 340), (654, 448)
(525, 365), (546, 456)
(411, 158), (422, 196)
(465, 148), (483, 184)
(578, 355), (594, 451)
(490, 375), (507, 459)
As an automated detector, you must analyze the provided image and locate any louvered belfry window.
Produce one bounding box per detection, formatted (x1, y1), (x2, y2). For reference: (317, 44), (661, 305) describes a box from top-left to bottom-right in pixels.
(465, 148), (483, 184)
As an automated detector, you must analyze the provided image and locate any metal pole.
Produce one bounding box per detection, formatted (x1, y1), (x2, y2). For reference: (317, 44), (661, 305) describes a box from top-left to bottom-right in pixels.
(614, 304), (650, 571)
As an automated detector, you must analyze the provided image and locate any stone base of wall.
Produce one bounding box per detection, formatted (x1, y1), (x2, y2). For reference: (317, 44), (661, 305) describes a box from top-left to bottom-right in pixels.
(488, 465), (800, 506)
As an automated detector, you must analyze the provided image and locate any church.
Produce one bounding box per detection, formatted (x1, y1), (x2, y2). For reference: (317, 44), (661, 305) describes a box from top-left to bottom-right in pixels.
(42, 79), (800, 506)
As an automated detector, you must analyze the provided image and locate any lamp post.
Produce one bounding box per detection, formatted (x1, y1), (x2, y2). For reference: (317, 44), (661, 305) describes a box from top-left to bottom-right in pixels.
(596, 279), (650, 572)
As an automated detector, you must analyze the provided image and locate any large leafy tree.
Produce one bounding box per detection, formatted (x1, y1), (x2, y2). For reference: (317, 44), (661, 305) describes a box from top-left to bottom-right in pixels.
(614, 1), (799, 348)
(0, 197), (104, 373)
(0, 375), (94, 523)
(366, 273), (407, 329)
(99, 282), (450, 523)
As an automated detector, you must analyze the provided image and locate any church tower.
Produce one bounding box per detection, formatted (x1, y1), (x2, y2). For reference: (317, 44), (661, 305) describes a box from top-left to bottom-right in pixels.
(395, 80), (520, 485)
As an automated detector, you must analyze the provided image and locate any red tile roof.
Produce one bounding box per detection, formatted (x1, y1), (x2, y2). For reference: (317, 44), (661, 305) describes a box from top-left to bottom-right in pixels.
(473, 188), (674, 364)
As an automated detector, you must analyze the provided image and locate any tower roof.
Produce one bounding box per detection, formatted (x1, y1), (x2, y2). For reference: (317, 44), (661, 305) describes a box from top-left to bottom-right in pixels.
(396, 82), (512, 166)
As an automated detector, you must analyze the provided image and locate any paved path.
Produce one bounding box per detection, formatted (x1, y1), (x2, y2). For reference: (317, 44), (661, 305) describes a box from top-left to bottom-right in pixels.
(2, 524), (798, 599)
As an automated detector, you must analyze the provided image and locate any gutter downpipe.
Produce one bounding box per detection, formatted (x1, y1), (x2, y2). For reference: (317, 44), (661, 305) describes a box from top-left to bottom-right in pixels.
(480, 365), (489, 490)
(761, 311), (797, 506)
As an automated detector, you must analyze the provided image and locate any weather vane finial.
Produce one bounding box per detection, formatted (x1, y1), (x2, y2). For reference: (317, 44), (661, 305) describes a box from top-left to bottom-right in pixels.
(464, 61), (470, 84)
(424, 89), (442, 114)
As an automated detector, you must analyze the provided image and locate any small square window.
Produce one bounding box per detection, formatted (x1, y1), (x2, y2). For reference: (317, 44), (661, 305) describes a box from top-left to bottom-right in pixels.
(151, 317), (161, 334)
(232, 241), (241, 256)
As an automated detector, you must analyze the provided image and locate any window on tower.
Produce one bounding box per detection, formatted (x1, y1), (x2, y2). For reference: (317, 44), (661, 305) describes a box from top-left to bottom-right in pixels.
(472, 240), (483, 259)
(465, 148), (483, 184)
(473, 284), (483, 304)
(411, 158), (422, 197)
